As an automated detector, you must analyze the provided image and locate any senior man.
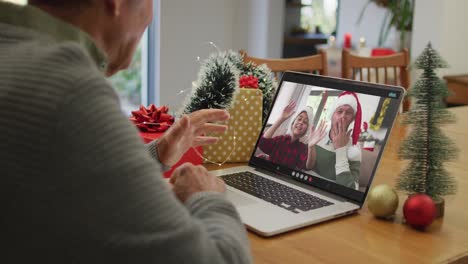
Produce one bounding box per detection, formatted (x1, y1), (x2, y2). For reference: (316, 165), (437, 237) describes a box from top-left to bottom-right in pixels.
(311, 91), (362, 189)
(0, 1), (251, 263)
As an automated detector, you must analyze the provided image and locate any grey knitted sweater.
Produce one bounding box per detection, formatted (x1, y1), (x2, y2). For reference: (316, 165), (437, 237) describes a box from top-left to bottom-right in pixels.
(0, 2), (251, 263)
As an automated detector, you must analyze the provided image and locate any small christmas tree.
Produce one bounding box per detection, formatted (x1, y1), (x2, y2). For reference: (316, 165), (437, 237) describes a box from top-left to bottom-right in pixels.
(396, 43), (458, 201)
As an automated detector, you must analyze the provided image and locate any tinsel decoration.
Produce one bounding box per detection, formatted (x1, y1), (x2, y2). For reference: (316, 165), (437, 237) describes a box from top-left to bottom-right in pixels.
(182, 50), (277, 122)
(396, 43), (458, 201)
(183, 51), (240, 114)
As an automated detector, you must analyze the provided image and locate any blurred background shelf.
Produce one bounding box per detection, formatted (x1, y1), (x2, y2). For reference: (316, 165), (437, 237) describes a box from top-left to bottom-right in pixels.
(444, 74), (468, 106)
(283, 33), (329, 58)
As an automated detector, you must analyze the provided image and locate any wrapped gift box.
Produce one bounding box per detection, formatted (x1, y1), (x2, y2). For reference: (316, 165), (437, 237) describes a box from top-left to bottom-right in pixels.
(204, 88), (263, 163)
(140, 131), (203, 178)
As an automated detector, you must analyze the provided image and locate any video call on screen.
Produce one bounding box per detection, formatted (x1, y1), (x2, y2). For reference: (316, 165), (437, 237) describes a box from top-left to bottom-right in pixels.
(254, 82), (400, 192)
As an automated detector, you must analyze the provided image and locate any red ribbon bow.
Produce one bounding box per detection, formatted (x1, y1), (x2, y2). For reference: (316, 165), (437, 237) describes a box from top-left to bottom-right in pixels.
(129, 104), (175, 132)
(239, 75), (259, 89)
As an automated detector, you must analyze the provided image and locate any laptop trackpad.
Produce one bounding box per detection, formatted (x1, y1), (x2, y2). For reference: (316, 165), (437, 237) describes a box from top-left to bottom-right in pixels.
(226, 190), (257, 207)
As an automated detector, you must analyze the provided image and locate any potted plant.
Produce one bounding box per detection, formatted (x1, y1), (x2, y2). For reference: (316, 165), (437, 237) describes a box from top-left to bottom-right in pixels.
(357, 0), (414, 50)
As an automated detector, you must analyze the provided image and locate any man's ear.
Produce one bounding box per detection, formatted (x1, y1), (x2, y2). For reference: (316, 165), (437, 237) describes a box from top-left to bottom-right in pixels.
(105, 0), (123, 17)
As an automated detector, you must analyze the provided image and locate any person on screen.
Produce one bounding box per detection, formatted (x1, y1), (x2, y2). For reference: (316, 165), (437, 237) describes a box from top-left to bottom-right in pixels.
(257, 101), (327, 170)
(312, 91), (362, 189)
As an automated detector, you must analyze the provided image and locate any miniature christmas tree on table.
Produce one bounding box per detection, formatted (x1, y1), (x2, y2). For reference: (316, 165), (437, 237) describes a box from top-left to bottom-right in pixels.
(396, 43), (458, 214)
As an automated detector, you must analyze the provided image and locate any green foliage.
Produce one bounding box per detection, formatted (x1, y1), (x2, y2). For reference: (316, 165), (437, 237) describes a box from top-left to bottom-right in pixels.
(183, 50), (278, 122)
(109, 47), (142, 106)
(396, 43), (458, 200)
(300, 0), (338, 35)
(357, 0), (414, 49)
(183, 51), (240, 114)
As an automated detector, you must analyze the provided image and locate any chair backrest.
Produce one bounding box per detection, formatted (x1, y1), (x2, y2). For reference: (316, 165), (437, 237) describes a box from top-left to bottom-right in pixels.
(342, 48), (410, 111)
(240, 50), (328, 80)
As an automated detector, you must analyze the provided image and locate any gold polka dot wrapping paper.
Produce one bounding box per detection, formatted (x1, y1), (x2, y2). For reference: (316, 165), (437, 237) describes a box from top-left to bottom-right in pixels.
(204, 88), (263, 163)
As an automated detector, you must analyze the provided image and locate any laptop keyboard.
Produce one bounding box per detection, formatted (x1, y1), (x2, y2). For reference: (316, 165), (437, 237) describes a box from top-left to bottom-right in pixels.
(222, 171), (334, 214)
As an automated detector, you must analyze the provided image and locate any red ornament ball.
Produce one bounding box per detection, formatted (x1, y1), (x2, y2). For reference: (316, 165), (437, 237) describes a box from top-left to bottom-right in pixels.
(403, 194), (436, 229)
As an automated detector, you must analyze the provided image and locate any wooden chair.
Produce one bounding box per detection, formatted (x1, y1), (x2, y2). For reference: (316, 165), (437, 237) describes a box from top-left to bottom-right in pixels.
(240, 50), (328, 80)
(342, 48), (410, 111)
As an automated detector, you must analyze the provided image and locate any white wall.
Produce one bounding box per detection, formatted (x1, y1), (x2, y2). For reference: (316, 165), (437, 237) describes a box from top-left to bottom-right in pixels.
(159, 0), (236, 111)
(411, 0), (468, 76)
(267, 81), (296, 126)
(338, 0), (468, 79)
(230, 0), (284, 58)
(266, 0), (285, 58)
(337, 0), (397, 49)
(159, 0), (284, 111)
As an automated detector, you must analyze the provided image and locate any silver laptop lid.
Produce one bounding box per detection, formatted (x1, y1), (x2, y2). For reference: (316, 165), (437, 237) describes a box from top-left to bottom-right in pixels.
(249, 71), (404, 205)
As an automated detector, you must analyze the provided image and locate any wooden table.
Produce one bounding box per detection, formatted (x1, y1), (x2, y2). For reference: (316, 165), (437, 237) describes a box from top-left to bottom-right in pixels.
(206, 106), (468, 263)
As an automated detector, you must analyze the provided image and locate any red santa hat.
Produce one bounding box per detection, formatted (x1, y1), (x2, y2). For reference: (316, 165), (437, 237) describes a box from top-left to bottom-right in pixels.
(329, 91), (362, 145)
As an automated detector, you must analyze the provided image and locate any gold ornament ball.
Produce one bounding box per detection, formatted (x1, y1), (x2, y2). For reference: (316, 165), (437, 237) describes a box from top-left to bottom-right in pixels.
(367, 184), (399, 218)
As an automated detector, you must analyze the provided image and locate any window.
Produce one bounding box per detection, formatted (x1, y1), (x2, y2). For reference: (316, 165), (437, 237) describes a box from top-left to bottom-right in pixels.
(20, 0), (160, 115)
(110, 41), (146, 115)
(307, 89), (340, 126)
(300, 0), (339, 34)
(109, 0), (160, 115)
(284, 0), (339, 57)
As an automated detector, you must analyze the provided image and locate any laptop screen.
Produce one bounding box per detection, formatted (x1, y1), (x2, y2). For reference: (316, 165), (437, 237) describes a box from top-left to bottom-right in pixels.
(249, 72), (404, 204)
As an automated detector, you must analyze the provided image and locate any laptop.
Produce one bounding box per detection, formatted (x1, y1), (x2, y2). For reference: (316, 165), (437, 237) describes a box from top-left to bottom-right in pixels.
(211, 71), (405, 236)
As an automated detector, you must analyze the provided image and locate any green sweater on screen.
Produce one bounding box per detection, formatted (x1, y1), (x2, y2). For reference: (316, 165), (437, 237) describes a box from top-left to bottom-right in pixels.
(0, 2), (250, 263)
(314, 130), (361, 189)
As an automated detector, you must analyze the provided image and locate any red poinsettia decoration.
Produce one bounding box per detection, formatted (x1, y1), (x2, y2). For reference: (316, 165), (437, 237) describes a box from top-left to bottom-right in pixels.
(239, 75), (259, 89)
(363, 121), (368, 131)
(129, 104), (175, 132)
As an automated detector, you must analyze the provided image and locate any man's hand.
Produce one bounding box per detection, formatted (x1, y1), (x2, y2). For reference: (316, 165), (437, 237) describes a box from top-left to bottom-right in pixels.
(156, 109), (230, 167)
(308, 120), (327, 148)
(330, 118), (352, 149)
(170, 163), (226, 203)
